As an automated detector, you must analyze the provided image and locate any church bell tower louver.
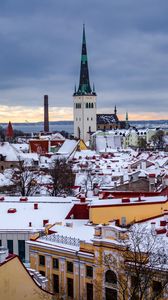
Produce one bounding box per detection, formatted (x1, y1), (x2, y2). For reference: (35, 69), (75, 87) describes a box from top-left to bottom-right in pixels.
(73, 25), (97, 142)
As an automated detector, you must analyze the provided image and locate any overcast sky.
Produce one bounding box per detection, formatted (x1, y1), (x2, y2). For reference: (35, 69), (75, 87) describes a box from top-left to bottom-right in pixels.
(0, 0), (168, 122)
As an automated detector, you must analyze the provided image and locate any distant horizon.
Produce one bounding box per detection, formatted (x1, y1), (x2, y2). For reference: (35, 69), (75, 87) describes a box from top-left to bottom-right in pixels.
(0, 119), (168, 125)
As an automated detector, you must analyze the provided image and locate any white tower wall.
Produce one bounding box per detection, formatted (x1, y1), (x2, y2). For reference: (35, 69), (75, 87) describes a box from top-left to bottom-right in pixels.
(73, 95), (96, 142)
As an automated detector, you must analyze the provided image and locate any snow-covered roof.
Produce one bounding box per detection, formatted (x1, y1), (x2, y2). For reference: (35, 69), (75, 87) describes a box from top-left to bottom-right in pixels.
(97, 114), (118, 124)
(90, 195), (167, 207)
(0, 173), (12, 186)
(31, 220), (95, 251)
(74, 150), (96, 159)
(39, 133), (65, 140)
(0, 196), (75, 231)
(11, 143), (29, 153)
(57, 139), (78, 156)
(18, 153), (39, 163)
(0, 142), (19, 161)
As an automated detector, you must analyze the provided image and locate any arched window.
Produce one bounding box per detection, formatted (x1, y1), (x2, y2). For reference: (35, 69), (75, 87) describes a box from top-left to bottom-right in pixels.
(105, 270), (117, 284)
(86, 103), (88, 108)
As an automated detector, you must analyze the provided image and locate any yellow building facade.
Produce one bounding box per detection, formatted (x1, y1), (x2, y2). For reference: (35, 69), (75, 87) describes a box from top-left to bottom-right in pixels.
(89, 197), (168, 225)
(28, 222), (167, 300)
(0, 253), (54, 300)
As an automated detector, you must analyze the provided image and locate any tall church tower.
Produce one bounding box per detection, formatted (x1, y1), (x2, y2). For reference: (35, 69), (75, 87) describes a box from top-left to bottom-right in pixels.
(73, 25), (97, 142)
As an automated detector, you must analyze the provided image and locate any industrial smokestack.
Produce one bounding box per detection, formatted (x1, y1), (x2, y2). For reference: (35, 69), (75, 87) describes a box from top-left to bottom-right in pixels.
(44, 95), (49, 132)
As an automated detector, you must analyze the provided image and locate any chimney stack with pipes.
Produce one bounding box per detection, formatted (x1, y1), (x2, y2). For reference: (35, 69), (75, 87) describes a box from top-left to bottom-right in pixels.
(44, 95), (49, 132)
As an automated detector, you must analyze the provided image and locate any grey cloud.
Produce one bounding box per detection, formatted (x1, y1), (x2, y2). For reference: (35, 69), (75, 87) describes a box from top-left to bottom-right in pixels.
(0, 0), (167, 117)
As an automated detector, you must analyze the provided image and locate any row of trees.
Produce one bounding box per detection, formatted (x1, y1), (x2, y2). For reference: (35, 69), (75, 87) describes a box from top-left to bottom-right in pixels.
(10, 158), (75, 196)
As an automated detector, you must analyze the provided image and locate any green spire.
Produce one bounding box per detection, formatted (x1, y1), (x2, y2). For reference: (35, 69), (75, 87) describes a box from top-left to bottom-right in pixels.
(74, 25), (96, 96)
(82, 24), (86, 44)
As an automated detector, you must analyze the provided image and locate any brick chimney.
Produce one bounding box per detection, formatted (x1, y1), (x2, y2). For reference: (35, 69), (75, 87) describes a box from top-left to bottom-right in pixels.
(44, 95), (49, 132)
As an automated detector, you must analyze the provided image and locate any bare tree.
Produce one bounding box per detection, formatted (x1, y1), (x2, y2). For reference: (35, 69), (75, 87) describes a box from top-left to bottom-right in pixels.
(103, 224), (168, 300)
(11, 160), (40, 196)
(138, 137), (147, 150)
(151, 130), (165, 150)
(49, 158), (75, 196)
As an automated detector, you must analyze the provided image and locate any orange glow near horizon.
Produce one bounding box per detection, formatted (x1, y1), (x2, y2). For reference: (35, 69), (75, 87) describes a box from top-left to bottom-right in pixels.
(0, 105), (167, 123)
(118, 113), (168, 121)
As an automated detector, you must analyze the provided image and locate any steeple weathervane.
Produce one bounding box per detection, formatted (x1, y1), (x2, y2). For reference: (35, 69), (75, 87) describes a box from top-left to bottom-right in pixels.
(75, 25), (95, 96)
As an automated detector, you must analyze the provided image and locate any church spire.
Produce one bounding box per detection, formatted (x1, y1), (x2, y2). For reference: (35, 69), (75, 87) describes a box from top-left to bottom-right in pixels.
(75, 25), (93, 95)
(126, 112), (129, 129)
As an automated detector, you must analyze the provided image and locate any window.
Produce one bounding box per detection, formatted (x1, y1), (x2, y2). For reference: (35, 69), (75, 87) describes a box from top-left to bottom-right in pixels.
(40, 270), (45, 276)
(0, 240), (1, 246)
(87, 117), (89, 121)
(67, 261), (73, 273)
(53, 274), (59, 293)
(86, 103), (89, 108)
(105, 270), (117, 284)
(18, 240), (25, 261)
(87, 283), (93, 300)
(76, 103), (81, 109)
(91, 117), (93, 121)
(105, 288), (117, 300)
(67, 278), (73, 298)
(7, 240), (13, 254)
(153, 281), (162, 296)
(86, 266), (93, 278)
(53, 258), (59, 269)
(39, 255), (45, 266)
